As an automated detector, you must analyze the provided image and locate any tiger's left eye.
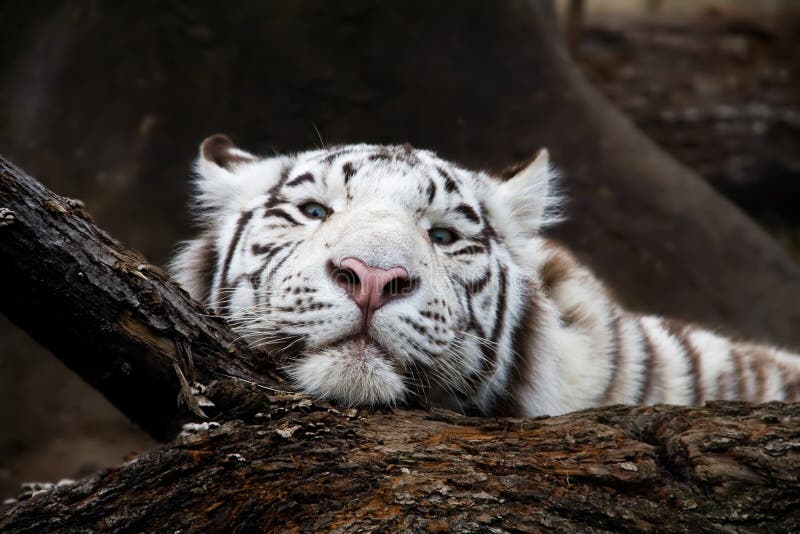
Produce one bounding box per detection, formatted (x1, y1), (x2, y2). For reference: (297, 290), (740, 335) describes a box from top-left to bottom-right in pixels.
(429, 227), (457, 245)
(300, 202), (330, 220)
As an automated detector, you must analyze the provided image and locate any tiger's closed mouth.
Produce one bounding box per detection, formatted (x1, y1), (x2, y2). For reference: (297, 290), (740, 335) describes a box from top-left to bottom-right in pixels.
(326, 333), (389, 360)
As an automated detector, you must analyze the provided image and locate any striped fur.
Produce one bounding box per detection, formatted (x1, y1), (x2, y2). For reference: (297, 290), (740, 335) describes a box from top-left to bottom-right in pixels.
(170, 136), (800, 416)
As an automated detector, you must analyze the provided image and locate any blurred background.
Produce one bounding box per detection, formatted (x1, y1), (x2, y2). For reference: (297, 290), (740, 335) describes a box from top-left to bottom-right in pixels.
(1, 0), (798, 499)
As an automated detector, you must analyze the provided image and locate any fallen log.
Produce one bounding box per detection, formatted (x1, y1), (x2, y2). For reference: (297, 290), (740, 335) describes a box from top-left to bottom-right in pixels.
(2, 398), (798, 532)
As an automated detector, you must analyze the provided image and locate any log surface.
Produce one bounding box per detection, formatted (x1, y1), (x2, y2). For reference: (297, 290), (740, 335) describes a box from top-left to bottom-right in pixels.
(0, 156), (280, 440)
(2, 395), (798, 532)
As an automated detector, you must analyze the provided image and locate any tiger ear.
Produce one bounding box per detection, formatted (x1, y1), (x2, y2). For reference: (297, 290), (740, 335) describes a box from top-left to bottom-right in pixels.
(496, 148), (561, 234)
(199, 134), (258, 170)
(193, 134), (258, 212)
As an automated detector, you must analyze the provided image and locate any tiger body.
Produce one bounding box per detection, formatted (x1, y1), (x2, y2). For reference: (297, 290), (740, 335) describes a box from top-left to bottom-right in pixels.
(171, 136), (800, 417)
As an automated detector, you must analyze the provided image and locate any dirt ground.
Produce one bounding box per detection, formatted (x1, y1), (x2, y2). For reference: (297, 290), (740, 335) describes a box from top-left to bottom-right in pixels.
(1, 2), (798, 499)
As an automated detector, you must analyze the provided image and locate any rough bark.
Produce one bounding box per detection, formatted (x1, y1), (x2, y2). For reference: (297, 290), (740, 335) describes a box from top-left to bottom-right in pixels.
(1, 151), (800, 532)
(2, 397), (798, 532)
(0, 156), (281, 440)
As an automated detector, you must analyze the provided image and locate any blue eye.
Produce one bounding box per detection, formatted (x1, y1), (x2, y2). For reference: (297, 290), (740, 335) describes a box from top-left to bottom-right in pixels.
(429, 227), (457, 245)
(300, 202), (330, 220)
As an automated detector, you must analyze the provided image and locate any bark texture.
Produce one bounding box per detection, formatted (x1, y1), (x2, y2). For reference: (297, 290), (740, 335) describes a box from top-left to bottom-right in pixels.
(0, 156), (280, 440)
(1, 151), (799, 532)
(2, 397), (798, 532)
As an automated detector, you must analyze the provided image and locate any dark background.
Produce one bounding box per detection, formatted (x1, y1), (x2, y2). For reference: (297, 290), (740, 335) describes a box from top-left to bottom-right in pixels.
(1, 0), (798, 498)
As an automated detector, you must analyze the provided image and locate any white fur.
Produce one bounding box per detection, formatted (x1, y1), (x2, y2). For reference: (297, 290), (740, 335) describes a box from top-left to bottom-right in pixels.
(171, 140), (800, 416)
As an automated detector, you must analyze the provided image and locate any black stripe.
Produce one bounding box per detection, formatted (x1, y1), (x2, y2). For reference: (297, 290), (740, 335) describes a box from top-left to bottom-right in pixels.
(399, 143), (419, 164)
(261, 242), (289, 267)
(748, 349), (768, 401)
(401, 316), (429, 337)
(248, 242), (292, 289)
(267, 242), (300, 283)
(464, 291), (485, 339)
(217, 210), (254, 314)
(447, 245), (486, 257)
(286, 173), (315, 188)
(781, 364), (800, 402)
(263, 163), (293, 208)
(464, 270), (491, 293)
(455, 204), (481, 224)
(191, 234), (218, 305)
(494, 290), (540, 416)
(489, 266), (508, 345)
(478, 265), (508, 378)
(369, 147), (393, 161)
(637, 321), (657, 404)
(263, 208), (300, 226)
(478, 203), (498, 242)
(437, 166), (459, 193)
(342, 162), (356, 184)
(600, 312), (623, 404)
(730, 347), (747, 400)
(251, 243), (273, 255)
(321, 148), (353, 164)
(664, 320), (703, 404)
(426, 179), (437, 205)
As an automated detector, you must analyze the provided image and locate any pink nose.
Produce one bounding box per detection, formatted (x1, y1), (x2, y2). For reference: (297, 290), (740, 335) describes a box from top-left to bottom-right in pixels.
(331, 257), (417, 319)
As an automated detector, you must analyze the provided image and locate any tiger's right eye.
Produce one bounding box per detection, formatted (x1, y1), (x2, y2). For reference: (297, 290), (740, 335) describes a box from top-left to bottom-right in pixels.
(300, 202), (330, 220)
(428, 227), (457, 245)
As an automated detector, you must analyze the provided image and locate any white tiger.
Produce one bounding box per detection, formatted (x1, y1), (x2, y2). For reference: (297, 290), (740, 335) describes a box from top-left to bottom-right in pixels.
(171, 135), (800, 416)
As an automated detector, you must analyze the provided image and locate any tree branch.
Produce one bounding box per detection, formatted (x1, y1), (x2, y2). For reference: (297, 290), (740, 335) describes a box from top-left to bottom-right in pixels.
(0, 156), (282, 440)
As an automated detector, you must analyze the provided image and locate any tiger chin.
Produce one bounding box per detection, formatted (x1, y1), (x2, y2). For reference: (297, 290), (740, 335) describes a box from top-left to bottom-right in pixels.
(170, 134), (800, 417)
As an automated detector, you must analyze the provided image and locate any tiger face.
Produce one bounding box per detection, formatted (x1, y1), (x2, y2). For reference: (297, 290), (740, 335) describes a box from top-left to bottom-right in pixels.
(171, 135), (558, 412)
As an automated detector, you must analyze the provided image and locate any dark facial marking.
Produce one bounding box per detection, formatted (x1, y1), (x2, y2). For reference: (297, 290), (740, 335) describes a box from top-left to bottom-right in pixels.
(427, 179), (437, 205)
(464, 270), (491, 293)
(285, 173), (315, 188)
(321, 147), (354, 164)
(252, 243), (273, 255)
(455, 204), (481, 225)
(263, 163), (294, 209)
(263, 208), (301, 226)
(369, 147), (393, 161)
(342, 162), (357, 184)
(437, 167), (459, 194)
(401, 316), (429, 337)
(478, 203), (498, 242)
(446, 245), (486, 257)
(248, 242), (290, 289)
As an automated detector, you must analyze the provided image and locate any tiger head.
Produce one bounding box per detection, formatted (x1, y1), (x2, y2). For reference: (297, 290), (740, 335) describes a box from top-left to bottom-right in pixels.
(171, 135), (560, 412)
